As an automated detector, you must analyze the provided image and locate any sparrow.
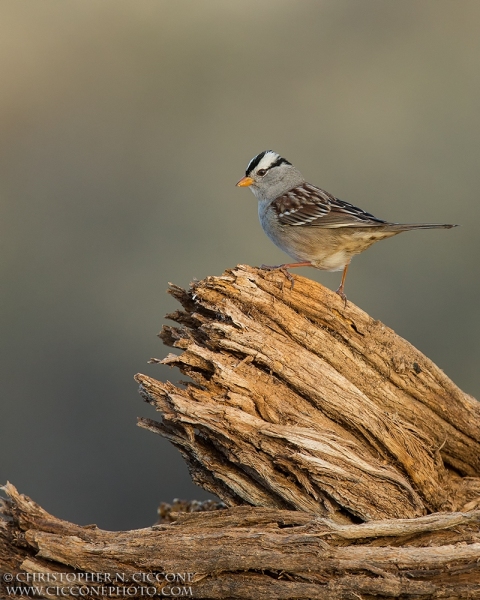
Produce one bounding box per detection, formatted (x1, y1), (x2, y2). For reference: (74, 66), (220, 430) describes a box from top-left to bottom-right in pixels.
(236, 150), (456, 302)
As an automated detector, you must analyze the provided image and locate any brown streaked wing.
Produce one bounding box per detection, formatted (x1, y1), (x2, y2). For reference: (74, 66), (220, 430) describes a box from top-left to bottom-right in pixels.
(274, 183), (387, 228)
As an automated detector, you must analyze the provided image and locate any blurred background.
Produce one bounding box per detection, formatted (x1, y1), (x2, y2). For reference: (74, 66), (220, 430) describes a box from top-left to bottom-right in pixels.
(1, 0), (479, 531)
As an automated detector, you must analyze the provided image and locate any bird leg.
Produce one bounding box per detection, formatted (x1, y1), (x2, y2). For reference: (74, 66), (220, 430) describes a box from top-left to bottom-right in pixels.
(335, 264), (349, 306)
(260, 262), (313, 290)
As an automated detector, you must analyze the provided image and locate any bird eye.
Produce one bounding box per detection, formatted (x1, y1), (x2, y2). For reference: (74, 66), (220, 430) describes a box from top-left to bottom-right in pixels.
(257, 169), (267, 177)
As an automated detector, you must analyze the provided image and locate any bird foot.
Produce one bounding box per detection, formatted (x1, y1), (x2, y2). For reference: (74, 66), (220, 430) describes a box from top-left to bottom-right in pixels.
(335, 287), (348, 308)
(260, 264), (295, 290)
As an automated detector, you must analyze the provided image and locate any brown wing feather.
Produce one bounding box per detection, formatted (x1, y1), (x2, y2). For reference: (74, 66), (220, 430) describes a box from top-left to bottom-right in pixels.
(274, 183), (387, 228)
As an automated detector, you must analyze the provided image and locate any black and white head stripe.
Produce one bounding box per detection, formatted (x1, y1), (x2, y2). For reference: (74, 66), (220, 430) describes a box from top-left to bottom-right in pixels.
(245, 150), (292, 176)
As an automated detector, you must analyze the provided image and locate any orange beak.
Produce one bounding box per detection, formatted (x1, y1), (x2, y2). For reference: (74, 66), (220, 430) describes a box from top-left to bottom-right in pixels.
(236, 176), (254, 187)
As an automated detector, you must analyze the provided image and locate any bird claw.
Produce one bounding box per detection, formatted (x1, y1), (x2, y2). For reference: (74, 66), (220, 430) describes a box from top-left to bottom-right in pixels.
(260, 264), (295, 290)
(335, 288), (348, 308)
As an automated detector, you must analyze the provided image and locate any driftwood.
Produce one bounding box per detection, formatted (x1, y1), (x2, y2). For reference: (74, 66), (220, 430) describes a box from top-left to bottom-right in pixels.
(1, 265), (480, 598)
(1, 483), (480, 599)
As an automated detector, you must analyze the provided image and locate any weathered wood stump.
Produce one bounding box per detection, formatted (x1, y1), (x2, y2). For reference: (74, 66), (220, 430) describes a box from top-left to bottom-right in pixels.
(142, 265), (480, 520)
(1, 265), (480, 598)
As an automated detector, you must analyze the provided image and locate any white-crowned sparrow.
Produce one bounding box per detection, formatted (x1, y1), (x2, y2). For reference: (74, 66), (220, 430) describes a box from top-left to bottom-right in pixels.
(236, 150), (457, 302)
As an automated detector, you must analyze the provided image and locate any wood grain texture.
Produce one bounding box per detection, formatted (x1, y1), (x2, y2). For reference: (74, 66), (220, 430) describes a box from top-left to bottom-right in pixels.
(139, 265), (480, 521)
(2, 265), (480, 599)
(1, 484), (480, 599)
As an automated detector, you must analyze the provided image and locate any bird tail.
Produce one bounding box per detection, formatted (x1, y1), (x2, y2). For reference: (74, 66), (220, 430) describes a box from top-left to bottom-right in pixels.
(387, 223), (458, 231)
